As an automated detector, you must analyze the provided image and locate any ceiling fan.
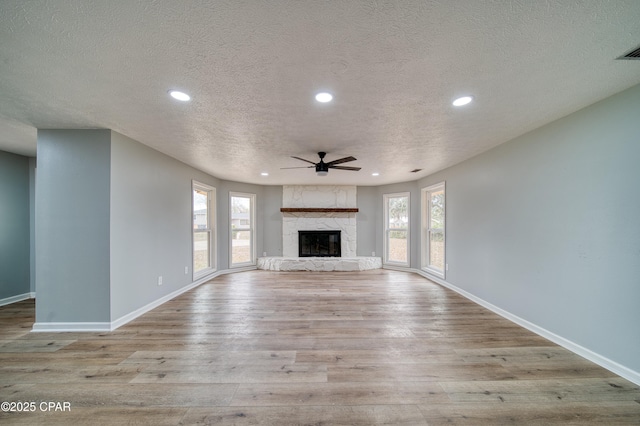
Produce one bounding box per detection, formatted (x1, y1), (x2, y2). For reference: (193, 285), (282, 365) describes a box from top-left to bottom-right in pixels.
(281, 152), (361, 176)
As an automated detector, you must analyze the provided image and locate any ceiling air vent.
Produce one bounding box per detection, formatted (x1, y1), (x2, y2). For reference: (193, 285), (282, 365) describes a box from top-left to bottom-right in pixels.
(617, 45), (640, 60)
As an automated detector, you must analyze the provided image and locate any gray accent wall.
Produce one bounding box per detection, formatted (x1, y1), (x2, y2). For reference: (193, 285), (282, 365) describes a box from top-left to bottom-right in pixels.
(0, 150), (31, 300)
(29, 157), (36, 293)
(35, 130), (111, 322)
(356, 186), (377, 257)
(36, 129), (275, 324)
(417, 83), (640, 373)
(109, 132), (221, 320)
(261, 186), (283, 257)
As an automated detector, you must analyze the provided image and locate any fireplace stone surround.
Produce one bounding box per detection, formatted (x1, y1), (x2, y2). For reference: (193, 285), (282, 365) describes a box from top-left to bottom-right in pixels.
(258, 185), (381, 271)
(282, 185), (357, 257)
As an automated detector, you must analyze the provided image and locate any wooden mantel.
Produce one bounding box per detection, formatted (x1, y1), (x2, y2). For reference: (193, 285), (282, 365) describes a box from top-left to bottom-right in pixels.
(280, 208), (359, 213)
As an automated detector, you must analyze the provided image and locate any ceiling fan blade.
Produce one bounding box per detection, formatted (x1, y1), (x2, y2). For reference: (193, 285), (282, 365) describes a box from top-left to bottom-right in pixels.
(291, 156), (317, 165)
(280, 166), (315, 169)
(325, 156), (357, 166)
(329, 165), (361, 171)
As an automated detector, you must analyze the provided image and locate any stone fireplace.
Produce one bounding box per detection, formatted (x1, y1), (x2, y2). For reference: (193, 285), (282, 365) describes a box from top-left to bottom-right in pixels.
(282, 185), (357, 257)
(257, 185), (381, 271)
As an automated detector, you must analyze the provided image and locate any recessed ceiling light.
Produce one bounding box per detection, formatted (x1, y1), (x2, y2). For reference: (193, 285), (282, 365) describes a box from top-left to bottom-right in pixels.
(315, 92), (333, 103)
(261, 172), (269, 176)
(168, 90), (191, 101)
(452, 96), (473, 107)
(372, 172), (380, 176)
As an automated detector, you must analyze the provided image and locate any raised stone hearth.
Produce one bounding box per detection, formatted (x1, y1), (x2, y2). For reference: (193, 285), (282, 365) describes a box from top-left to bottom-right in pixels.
(257, 256), (382, 272)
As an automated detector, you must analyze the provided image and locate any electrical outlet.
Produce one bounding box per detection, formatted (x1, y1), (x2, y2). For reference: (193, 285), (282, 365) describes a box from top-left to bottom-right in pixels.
(372, 251), (376, 257)
(158, 276), (163, 286)
(184, 266), (189, 275)
(263, 252), (267, 257)
(446, 264), (449, 271)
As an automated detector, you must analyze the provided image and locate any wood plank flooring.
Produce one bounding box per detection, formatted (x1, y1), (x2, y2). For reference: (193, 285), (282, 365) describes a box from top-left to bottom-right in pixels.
(1, 270), (639, 425)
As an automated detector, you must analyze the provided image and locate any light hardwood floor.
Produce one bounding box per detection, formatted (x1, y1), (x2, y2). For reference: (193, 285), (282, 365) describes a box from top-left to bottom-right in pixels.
(1, 270), (639, 425)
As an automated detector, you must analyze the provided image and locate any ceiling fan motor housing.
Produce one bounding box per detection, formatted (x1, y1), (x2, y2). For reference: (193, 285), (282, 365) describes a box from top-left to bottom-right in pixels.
(316, 162), (329, 173)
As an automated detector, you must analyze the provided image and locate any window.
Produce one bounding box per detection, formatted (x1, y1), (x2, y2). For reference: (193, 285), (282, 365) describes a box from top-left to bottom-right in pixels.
(193, 181), (216, 278)
(230, 192), (256, 267)
(422, 182), (445, 277)
(384, 192), (410, 266)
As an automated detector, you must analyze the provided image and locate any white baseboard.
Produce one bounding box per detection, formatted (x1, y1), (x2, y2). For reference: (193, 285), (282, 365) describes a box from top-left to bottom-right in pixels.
(109, 273), (218, 330)
(0, 292), (35, 307)
(382, 264), (414, 273)
(32, 267), (256, 333)
(227, 265), (258, 273)
(32, 322), (112, 332)
(413, 269), (640, 386)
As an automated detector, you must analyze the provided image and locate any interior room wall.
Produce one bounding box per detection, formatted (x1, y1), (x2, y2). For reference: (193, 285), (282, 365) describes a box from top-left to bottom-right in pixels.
(34, 129), (271, 327)
(29, 157), (36, 294)
(0, 150), (31, 302)
(109, 131), (222, 321)
(417, 83), (640, 375)
(35, 130), (112, 323)
(261, 185), (283, 257)
(356, 186), (377, 257)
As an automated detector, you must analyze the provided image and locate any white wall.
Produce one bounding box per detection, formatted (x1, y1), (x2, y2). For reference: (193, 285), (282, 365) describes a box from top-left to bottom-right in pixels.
(418, 83), (640, 376)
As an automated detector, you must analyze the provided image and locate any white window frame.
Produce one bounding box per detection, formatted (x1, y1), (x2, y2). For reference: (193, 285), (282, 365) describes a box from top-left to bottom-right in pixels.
(229, 192), (256, 268)
(192, 181), (216, 280)
(383, 192), (410, 267)
(421, 182), (445, 278)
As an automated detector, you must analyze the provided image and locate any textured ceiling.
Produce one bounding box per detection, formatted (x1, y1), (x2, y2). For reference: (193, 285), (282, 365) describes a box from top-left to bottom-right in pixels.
(1, 0), (639, 185)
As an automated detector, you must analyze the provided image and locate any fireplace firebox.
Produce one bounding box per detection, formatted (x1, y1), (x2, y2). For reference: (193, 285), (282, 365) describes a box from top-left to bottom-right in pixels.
(298, 230), (341, 257)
